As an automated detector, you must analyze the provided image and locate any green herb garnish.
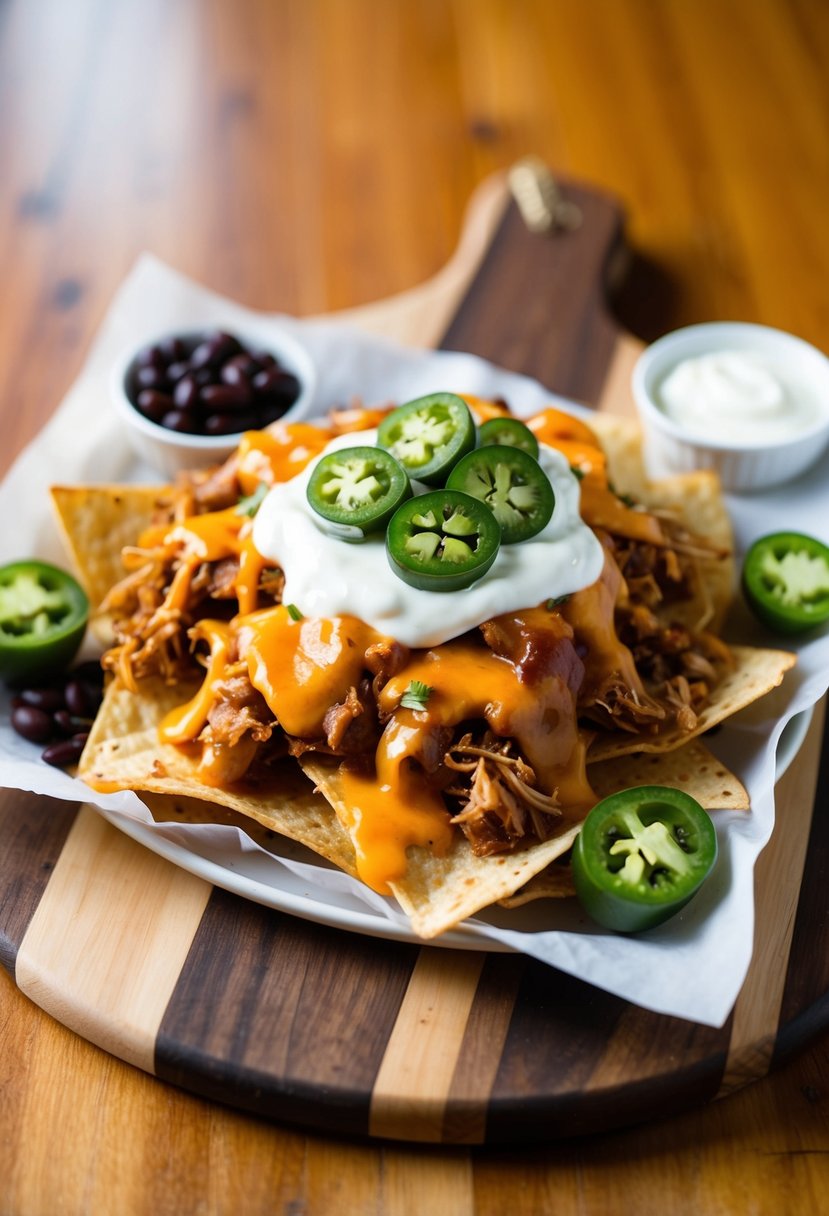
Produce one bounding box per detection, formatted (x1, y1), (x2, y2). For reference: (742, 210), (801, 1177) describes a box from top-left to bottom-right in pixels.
(400, 679), (432, 711)
(237, 481), (269, 517)
(286, 603), (303, 621)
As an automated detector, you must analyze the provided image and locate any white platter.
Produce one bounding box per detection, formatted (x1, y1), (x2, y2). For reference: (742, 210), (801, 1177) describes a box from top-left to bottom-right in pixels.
(94, 708), (813, 951)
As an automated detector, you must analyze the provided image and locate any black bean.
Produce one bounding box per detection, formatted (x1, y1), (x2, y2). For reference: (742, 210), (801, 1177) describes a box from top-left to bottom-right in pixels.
(203, 412), (248, 435)
(64, 679), (90, 717)
(159, 336), (187, 363)
(11, 704), (54, 743)
(220, 355), (259, 386)
(134, 364), (168, 392)
(165, 360), (191, 384)
(53, 709), (90, 736)
(18, 687), (65, 712)
(161, 409), (198, 433)
(136, 390), (173, 422)
(252, 369), (300, 405)
(135, 344), (164, 370)
(42, 736), (87, 768)
(200, 383), (253, 411)
(173, 374), (200, 411)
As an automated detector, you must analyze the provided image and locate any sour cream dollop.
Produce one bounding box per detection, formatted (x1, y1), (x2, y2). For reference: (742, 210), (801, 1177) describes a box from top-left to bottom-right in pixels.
(657, 350), (821, 443)
(252, 429), (604, 649)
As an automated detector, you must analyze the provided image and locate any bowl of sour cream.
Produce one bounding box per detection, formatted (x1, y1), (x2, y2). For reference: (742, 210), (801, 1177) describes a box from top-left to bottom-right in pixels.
(631, 322), (829, 492)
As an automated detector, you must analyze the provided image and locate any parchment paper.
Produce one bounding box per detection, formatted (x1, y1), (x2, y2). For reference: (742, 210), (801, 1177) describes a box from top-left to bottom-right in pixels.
(2, 254), (828, 1027)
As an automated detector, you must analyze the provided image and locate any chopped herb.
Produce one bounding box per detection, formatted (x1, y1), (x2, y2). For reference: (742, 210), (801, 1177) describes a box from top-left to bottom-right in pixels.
(545, 595), (570, 611)
(400, 679), (432, 711)
(286, 603), (303, 621)
(236, 481), (269, 517)
(570, 466), (585, 481)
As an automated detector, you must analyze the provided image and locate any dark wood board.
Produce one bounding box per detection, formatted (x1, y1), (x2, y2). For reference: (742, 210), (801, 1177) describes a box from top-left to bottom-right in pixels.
(1, 173), (826, 1144)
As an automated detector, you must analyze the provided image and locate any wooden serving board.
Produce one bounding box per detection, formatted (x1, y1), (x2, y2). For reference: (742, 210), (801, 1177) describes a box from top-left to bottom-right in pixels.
(2, 171), (828, 1145)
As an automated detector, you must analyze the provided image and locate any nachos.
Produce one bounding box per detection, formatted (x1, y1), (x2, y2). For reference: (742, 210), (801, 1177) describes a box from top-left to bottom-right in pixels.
(52, 399), (795, 937)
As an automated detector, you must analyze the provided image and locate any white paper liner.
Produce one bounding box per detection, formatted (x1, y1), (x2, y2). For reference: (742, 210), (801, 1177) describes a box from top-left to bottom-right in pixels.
(2, 253), (828, 1027)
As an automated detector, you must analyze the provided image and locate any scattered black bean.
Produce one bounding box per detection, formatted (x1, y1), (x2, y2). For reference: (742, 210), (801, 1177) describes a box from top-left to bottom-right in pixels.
(42, 735), (88, 768)
(11, 705), (54, 743)
(17, 686), (65, 712)
(126, 329), (302, 438)
(8, 663), (104, 767)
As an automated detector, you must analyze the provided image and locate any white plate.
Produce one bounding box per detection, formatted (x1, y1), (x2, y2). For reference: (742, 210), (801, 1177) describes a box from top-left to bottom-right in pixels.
(95, 707), (813, 951)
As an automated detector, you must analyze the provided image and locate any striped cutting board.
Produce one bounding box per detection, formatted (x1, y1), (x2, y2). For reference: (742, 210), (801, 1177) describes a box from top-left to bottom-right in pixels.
(2, 171), (827, 1144)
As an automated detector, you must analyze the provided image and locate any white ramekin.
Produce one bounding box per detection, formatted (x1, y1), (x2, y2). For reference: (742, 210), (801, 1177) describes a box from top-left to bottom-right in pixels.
(631, 322), (829, 492)
(113, 325), (317, 478)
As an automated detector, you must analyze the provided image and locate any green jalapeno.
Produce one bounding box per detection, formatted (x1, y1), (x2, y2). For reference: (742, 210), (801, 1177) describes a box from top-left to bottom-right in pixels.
(377, 392), (476, 486)
(478, 416), (539, 459)
(742, 531), (829, 634)
(386, 489), (501, 592)
(572, 786), (718, 933)
(0, 560), (89, 684)
(306, 446), (412, 540)
(445, 445), (554, 543)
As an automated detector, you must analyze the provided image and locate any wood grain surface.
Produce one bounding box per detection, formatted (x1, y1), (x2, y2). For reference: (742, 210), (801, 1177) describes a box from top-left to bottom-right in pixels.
(2, 0), (829, 1212)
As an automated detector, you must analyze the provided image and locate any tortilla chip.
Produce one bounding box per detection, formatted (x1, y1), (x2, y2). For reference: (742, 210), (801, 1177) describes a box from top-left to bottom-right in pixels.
(498, 861), (576, 907)
(79, 678), (358, 875)
(588, 643), (796, 762)
(499, 738), (748, 910)
(299, 754), (583, 939)
(588, 737), (749, 809)
(589, 414), (735, 631)
(50, 485), (177, 642)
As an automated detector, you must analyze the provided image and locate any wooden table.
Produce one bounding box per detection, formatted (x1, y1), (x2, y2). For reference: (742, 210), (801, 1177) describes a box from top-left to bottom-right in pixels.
(2, 1), (829, 1211)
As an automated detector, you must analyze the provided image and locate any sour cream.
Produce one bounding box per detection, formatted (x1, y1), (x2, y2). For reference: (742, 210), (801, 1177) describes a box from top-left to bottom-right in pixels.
(252, 429), (604, 649)
(657, 350), (821, 444)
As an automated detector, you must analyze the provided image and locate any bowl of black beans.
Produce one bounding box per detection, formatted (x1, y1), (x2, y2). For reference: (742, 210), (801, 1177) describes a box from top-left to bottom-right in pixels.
(114, 326), (316, 475)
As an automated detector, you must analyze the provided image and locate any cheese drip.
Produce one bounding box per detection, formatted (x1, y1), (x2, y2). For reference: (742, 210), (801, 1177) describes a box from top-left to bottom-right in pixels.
(341, 636), (593, 894)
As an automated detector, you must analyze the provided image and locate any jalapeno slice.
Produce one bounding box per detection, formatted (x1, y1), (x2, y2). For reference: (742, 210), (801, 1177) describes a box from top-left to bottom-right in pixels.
(306, 445), (412, 540)
(445, 445), (554, 543)
(478, 416), (539, 459)
(0, 560), (89, 684)
(386, 490), (501, 592)
(377, 393), (476, 486)
(742, 531), (829, 634)
(572, 786), (718, 933)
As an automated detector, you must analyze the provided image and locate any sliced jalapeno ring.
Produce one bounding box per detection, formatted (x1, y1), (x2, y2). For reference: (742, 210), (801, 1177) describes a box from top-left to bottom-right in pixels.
(377, 392), (476, 486)
(572, 785), (718, 934)
(742, 531), (829, 634)
(478, 416), (539, 459)
(445, 445), (554, 544)
(0, 560), (89, 685)
(386, 489), (501, 592)
(306, 445), (412, 540)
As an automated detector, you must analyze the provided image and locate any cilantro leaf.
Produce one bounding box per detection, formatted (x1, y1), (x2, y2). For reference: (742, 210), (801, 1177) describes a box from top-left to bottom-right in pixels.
(400, 679), (432, 711)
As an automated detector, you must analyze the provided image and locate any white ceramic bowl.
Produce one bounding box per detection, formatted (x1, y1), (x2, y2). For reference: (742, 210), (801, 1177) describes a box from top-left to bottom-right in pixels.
(113, 325), (317, 477)
(631, 322), (829, 492)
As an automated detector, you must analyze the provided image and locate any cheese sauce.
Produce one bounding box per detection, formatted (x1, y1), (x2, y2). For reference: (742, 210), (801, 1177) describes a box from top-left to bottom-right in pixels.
(252, 429), (605, 648)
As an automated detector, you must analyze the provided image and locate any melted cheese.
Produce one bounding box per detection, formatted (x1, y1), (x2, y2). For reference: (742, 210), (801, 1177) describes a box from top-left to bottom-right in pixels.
(340, 727), (454, 895)
(159, 620), (233, 743)
(238, 606), (387, 737)
(236, 424), (332, 495)
(337, 635), (594, 893)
